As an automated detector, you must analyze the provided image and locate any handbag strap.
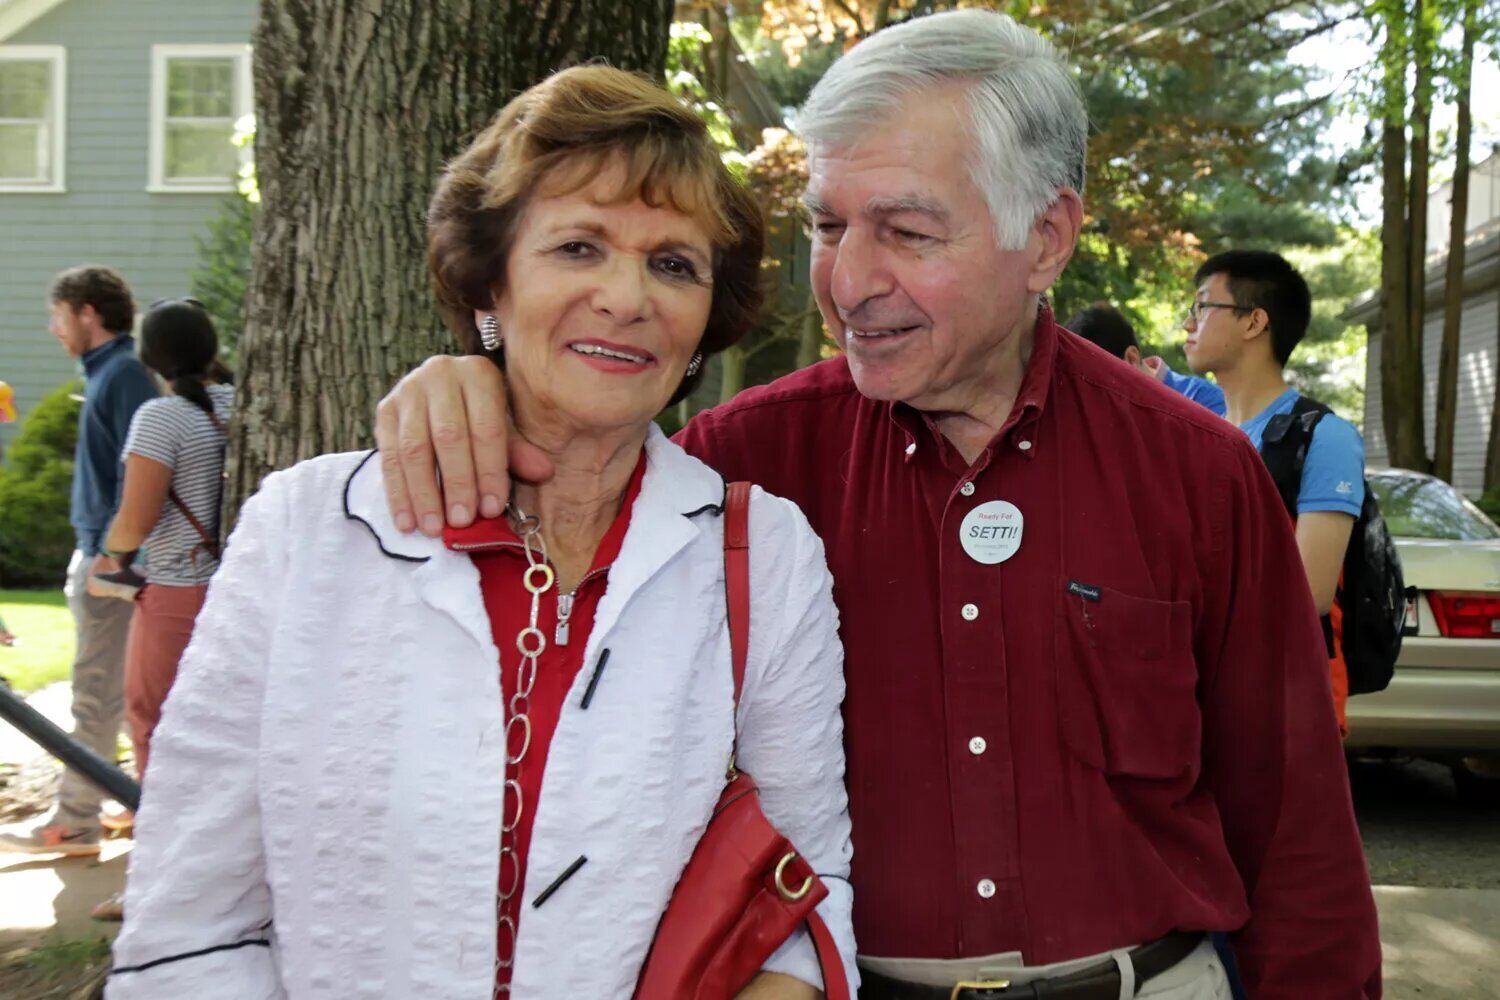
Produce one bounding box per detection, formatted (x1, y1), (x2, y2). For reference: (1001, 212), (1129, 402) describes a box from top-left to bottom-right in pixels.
(724, 481), (752, 706)
(723, 482), (852, 1000)
(808, 911), (852, 1000)
(167, 489), (219, 558)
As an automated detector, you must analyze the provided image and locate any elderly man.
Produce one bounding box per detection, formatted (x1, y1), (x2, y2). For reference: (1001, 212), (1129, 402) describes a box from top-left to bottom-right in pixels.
(375, 11), (1380, 999)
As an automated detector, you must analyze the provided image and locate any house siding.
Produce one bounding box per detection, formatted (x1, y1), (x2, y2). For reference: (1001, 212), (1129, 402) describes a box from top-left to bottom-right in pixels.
(0, 0), (256, 450)
(1362, 289), (1500, 495)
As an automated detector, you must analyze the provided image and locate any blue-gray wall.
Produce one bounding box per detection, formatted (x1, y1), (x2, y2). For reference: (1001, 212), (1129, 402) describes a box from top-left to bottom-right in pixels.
(0, 0), (256, 450)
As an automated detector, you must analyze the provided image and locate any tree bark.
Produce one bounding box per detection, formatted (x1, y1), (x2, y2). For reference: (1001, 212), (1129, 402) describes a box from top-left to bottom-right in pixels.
(227, 0), (674, 520)
(719, 342), (748, 403)
(795, 288), (825, 370)
(1378, 0), (1418, 470)
(1487, 281), (1500, 492)
(1401, 0), (1434, 472)
(1435, 0), (1476, 484)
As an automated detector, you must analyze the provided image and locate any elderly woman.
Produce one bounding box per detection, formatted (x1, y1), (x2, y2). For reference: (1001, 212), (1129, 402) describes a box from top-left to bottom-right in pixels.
(109, 67), (855, 999)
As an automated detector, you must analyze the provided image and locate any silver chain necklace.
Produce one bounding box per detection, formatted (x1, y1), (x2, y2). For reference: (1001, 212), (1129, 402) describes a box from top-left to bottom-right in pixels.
(494, 501), (553, 994)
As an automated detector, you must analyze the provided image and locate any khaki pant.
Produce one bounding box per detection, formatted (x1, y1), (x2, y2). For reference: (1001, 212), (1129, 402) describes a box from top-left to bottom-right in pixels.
(125, 583), (208, 779)
(56, 549), (132, 829)
(859, 938), (1231, 1000)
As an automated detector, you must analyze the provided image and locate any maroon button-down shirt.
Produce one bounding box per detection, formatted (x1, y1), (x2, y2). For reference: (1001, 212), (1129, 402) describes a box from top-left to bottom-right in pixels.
(675, 307), (1380, 999)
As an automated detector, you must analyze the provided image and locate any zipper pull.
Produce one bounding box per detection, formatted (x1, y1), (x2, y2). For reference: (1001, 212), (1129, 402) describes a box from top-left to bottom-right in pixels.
(556, 592), (575, 646)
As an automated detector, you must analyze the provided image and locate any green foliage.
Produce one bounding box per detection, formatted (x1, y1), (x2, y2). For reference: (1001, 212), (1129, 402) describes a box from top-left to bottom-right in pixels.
(1284, 231), (1381, 421)
(190, 193), (255, 365)
(667, 23), (749, 177)
(1477, 487), (1500, 522)
(0, 382), (80, 587)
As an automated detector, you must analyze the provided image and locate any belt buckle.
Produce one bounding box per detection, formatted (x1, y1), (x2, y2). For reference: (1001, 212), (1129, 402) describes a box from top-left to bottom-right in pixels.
(951, 980), (1011, 999)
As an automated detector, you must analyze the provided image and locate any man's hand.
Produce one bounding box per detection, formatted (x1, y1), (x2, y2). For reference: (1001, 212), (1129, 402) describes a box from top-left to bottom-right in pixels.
(373, 355), (553, 536)
(1139, 355), (1170, 381)
(84, 555), (120, 599)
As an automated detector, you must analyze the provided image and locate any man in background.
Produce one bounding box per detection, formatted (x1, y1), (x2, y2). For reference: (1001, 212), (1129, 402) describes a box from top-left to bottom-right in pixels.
(1065, 302), (1225, 416)
(1183, 250), (1364, 732)
(0, 266), (156, 855)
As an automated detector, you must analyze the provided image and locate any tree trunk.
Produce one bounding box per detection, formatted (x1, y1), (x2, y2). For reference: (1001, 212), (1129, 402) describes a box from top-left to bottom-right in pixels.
(1378, 0), (1418, 470)
(1487, 282), (1500, 492)
(796, 288), (825, 370)
(227, 0), (674, 520)
(1402, 0), (1433, 472)
(719, 342), (748, 403)
(1435, 0), (1476, 484)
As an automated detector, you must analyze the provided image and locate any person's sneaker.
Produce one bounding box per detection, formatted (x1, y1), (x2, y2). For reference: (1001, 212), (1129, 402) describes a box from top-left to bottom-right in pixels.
(0, 820), (102, 857)
(99, 805), (135, 836)
(90, 892), (125, 921)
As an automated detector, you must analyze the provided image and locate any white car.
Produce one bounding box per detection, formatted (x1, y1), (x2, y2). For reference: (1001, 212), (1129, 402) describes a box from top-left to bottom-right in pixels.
(1346, 469), (1500, 785)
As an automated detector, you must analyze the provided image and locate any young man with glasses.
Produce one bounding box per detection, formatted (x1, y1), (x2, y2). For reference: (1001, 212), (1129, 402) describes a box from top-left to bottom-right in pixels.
(1183, 249), (1364, 732)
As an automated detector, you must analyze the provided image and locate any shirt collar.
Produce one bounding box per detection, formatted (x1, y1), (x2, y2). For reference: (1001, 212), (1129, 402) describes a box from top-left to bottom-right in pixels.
(81, 334), (133, 375)
(886, 300), (1059, 466)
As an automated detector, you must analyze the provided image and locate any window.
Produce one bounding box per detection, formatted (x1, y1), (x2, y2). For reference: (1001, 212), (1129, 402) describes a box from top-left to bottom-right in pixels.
(0, 46), (65, 192)
(1368, 473), (1500, 541)
(149, 44), (251, 192)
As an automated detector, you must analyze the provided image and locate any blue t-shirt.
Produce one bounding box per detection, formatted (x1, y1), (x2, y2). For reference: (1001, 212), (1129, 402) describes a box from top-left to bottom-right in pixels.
(1239, 388), (1364, 518)
(1160, 367), (1227, 417)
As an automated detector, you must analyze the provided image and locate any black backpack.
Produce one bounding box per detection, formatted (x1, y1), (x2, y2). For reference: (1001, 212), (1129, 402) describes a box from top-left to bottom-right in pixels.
(1260, 395), (1405, 696)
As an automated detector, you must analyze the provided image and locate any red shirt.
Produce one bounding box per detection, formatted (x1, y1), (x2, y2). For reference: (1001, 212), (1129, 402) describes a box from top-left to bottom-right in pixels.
(675, 307), (1380, 999)
(443, 455), (646, 990)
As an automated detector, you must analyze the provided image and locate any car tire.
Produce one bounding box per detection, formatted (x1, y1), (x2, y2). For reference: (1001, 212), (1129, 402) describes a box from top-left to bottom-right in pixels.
(1453, 757), (1500, 807)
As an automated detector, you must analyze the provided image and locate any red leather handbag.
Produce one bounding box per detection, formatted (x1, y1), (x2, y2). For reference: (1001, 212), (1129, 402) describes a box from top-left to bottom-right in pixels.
(633, 482), (851, 1000)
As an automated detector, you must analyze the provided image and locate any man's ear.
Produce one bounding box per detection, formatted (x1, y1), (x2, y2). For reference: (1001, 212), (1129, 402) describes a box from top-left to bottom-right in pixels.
(1123, 345), (1142, 367)
(1025, 188), (1083, 295)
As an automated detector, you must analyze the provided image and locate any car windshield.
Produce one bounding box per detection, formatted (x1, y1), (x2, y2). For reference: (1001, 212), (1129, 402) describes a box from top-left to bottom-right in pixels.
(1368, 474), (1500, 541)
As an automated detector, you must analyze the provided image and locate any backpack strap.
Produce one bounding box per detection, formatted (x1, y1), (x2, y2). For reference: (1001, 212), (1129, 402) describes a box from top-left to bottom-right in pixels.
(1259, 395), (1330, 518)
(724, 481), (752, 706)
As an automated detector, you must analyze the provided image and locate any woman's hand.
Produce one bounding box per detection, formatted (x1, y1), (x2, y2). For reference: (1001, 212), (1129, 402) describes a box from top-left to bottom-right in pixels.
(735, 971), (821, 999)
(373, 355), (553, 536)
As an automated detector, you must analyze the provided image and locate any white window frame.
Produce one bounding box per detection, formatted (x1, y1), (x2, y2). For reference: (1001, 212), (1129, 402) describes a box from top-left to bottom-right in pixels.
(148, 43), (252, 194)
(0, 45), (66, 194)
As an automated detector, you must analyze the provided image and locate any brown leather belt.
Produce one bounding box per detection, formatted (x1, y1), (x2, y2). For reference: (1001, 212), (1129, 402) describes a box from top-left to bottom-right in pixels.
(857, 931), (1203, 1000)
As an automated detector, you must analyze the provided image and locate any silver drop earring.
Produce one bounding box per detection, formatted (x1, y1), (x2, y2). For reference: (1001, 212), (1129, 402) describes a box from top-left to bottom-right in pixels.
(479, 315), (502, 351)
(685, 352), (703, 377)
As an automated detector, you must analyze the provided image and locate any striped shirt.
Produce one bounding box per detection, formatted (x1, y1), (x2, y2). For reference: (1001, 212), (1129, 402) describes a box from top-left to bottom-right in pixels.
(121, 384), (235, 586)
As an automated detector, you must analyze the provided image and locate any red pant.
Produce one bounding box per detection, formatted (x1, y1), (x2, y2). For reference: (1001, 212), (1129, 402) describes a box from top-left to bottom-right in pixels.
(125, 583), (207, 779)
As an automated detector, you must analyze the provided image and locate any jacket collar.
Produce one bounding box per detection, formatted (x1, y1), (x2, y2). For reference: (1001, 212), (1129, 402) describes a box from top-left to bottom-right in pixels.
(343, 424), (728, 663)
(80, 334), (134, 376)
(342, 423), (728, 566)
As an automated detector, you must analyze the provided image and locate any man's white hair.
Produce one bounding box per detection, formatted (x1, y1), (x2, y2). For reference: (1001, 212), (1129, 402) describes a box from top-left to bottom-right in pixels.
(797, 9), (1087, 251)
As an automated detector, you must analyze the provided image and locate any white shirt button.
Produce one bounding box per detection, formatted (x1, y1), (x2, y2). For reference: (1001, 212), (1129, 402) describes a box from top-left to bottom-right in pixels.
(1017, 440), (1033, 451)
(969, 736), (987, 755)
(904, 442), (917, 457)
(959, 481), (976, 497)
(960, 603), (979, 621)
(977, 878), (997, 899)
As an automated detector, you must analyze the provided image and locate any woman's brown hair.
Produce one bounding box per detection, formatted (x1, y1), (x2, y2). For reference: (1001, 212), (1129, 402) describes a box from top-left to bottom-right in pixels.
(427, 66), (766, 404)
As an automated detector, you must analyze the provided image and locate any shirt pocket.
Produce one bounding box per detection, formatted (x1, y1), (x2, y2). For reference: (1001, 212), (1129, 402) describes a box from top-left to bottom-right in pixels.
(1055, 579), (1200, 780)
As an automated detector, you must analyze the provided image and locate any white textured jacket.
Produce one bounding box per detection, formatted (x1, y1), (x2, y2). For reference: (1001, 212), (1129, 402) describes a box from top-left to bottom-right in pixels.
(109, 426), (857, 999)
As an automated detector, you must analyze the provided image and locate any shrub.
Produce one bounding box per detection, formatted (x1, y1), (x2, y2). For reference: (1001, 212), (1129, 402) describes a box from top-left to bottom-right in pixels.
(0, 382), (80, 587)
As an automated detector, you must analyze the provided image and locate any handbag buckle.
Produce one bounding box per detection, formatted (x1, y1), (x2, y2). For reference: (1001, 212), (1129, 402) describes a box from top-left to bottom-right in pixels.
(773, 851), (813, 901)
(951, 981), (1011, 999)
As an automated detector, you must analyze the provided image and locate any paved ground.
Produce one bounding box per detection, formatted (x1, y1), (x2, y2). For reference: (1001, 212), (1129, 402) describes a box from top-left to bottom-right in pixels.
(2, 684), (1499, 997)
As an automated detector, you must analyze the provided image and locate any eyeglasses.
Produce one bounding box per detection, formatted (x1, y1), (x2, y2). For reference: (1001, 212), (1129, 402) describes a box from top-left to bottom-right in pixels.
(1183, 300), (1248, 324)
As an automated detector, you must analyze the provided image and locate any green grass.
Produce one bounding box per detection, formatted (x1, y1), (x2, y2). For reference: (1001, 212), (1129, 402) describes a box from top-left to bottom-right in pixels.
(0, 588), (74, 694)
